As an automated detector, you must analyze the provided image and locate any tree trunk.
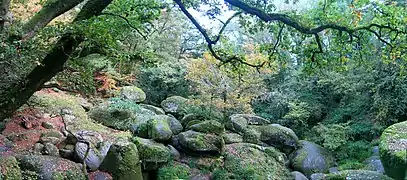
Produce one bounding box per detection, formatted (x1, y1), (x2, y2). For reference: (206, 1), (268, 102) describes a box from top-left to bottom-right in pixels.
(21, 0), (85, 39)
(0, 0), (112, 121)
(0, 0), (10, 32)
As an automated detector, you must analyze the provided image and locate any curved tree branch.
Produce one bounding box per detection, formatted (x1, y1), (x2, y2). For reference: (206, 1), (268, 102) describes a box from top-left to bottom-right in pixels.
(174, 0), (263, 68)
(100, 12), (148, 40)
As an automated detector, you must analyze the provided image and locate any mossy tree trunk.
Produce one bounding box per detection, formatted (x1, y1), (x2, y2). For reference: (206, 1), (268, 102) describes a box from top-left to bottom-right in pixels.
(21, 0), (85, 39)
(0, 0), (112, 121)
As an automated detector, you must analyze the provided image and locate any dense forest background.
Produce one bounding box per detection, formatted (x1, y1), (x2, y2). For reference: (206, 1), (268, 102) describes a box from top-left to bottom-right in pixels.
(0, 0), (407, 179)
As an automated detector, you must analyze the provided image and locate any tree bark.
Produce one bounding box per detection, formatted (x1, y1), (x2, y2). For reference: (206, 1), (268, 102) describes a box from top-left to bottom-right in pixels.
(0, 0), (10, 32)
(0, 0), (112, 121)
(21, 0), (85, 39)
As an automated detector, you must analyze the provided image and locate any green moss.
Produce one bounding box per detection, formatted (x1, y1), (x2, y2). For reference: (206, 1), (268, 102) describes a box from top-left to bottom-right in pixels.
(120, 86), (146, 102)
(243, 129), (260, 144)
(185, 120), (202, 128)
(0, 156), (22, 180)
(223, 143), (290, 180)
(157, 163), (190, 180)
(211, 169), (229, 180)
(21, 170), (38, 180)
(379, 120), (407, 180)
(188, 120), (225, 135)
(99, 142), (143, 180)
(325, 170), (393, 180)
(132, 137), (171, 163)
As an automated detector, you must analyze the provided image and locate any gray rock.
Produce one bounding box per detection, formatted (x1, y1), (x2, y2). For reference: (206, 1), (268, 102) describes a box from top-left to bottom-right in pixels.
(43, 143), (59, 156)
(132, 137), (171, 170)
(222, 133), (243, 144)
(148, 117), (173, 141)
(290, 140), (335, 177)
(309, 173), (325, 180)
(74, 141), (111, 171)
(160, 96), (187, 114)
(188, 120), (224, 135)
(178, 130), (225, 155)
(225, 114), (270, 133)
(18, 155), (86, 179)
(140, 104), (165, 115)
(167, 115), (183, 135)
(254, 124), (299, 154)
(168, 145), (181, 161)
(329, 167), (339, 174)
(292, 171), (309, 180)
(33, 143), (44, 155)
(120, 86), (146, 103)
(99, 140), (143, 180)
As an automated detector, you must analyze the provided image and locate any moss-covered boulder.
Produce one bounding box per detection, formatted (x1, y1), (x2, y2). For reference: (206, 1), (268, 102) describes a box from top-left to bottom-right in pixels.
(223, 143), (291, 179)
(132, 137), (171, 170)
(290, 141), (335, 177)
(178, 130), (225, 155)
(324, 170), (393, 180)
(17, 155), (86, 180)
(166, 115), (183, 135)
(140, 104), (165, 115)
(119, 86), (146, 103)
(188, 120), (225, 135)
(379, 120), (407, 180)
(99, 141), (143, 180)
(254, 124), (299, 154)
(148, 117), (173, 141)
(160, 96), (188, 114)
(0, 156), (22, 180)
(242, 128), (262, 145)
(222, 133), (243, 144)
(180, 114), (205, 126)
(88, 99), (139, 130)
(225, 114), (270, 134)
(157, 163), (191, 180)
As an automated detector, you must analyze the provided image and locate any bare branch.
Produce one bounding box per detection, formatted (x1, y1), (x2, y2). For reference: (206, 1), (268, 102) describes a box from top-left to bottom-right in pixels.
(100, 12), (148, 40)
(174, 0), (263, 68)
(213, 12), (242, 44)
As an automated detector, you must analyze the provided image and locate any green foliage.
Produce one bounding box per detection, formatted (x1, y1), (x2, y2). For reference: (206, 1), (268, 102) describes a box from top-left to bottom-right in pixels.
(211, 169), (229, 180)
(136, 60), (191, 105)
(157, 164), (190, 180)
(311, 123), (351, 151)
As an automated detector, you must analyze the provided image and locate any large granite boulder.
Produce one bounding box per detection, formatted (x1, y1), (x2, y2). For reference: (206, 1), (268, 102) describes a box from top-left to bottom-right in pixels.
(290, 141), (335, 177)
(161, 96), (188, 114)
(253, 124), (299, 154)
(379, 120), (407, 180)
(99, 141), (143, 180)
(225, 114), (270, 134)
(178, 130), (225, 156)
(18, 155), (86, 180)
(132, 137), (171, 170)
(223, 143), (291, 179)
(120, 86), (146, 103)
(188, 120), (224, 135)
